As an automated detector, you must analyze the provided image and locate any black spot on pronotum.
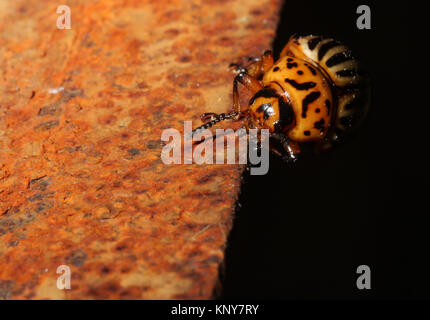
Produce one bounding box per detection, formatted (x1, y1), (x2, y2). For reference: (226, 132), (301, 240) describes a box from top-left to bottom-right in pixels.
(318, 40), (340, 61)
(308, 37), (322, 50)
(287, 62), (298, 69)
(273, 66), (280, 72)
(304, 130), (311, 136)
(314, 118), (325, 131)
(284, 78), (316, 90)
(249, 87), (278, 105)
(302, 91), (321, 118)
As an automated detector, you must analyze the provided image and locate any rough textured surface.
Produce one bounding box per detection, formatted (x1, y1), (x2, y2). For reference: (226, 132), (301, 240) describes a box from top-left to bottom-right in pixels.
(0, 0), (282, 299)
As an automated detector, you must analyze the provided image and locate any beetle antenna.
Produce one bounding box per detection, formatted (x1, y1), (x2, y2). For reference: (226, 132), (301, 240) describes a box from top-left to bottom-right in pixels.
(190, 112), (238, 139)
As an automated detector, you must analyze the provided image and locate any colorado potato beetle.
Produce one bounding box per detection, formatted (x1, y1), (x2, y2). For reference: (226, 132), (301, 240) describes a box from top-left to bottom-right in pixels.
(191, 34), (371, 162)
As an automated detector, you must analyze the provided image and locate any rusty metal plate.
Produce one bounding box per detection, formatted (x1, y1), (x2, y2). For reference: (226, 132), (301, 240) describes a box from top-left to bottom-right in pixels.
(0, 0), (282, 299)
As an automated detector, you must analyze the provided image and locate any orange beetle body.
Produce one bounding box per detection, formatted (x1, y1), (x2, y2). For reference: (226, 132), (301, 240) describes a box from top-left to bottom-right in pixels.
(193, 34), (371, 161)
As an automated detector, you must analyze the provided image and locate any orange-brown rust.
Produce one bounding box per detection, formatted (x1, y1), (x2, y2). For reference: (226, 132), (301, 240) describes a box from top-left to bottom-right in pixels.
(0, 0), (282, 299)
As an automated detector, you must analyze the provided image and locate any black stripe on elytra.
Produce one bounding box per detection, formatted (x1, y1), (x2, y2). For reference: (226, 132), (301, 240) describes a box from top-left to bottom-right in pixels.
(314, 118), (325, 131)
(302, 91), (320, 118)
(284, 78), (316, 90)
(318, 40), (340, 61)
(325, 51), (354, 67)
(305, 64), (317, 75)
(249, 87), (278, 105)
(257, 103), (275, 120)
(336, 69), (359, 78)
(274, 97), (294, 132)
(308, 37), (322, 50)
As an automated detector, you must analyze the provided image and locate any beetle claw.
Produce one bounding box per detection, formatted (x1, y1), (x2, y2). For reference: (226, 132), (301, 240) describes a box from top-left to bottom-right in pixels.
(229, 63), (247, 75)
(200, 112), (217, 122)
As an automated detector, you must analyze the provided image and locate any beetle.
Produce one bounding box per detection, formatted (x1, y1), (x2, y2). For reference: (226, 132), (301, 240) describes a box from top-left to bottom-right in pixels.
(191, 34), (370, 162)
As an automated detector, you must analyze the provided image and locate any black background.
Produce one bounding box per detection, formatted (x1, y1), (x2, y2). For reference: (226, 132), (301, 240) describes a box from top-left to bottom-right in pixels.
(221, 0), (421, 299)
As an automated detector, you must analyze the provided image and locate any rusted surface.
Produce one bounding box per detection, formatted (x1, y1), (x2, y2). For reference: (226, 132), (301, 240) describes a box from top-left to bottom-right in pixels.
(0, 0), (282, 299)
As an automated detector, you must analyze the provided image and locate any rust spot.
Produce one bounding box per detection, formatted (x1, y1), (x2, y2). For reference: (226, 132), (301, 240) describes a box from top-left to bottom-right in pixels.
(128, 91), (146, 98)
(196, 171), (219, 184)
(34, 120), (59, 131)
(38, 103), (62, 116)
(145, 140), (163, 149)
(97, 114), (117, 125)
(95, 100), (115, 109)
(0, 280), (14, 300)
(63, 88), (84, 101)
(66, 250), (88, 267)
(216, 36), (234, 47)
(250, 8), (263, 15)
(101, 266), (111, 274)
(127, 148), (140, 156)
(28, 176), (49, 190)
(87, 282), (121, 299)
(167, 72), (192, 87)
(178, 55), (192, 63)
(164, 28), (181, 38)
(136, 81), (148, 89)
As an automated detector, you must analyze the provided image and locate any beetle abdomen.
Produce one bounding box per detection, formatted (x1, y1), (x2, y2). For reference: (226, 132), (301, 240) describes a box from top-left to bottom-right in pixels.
(281, 34), (371, 145)
(282, 34), (363, 87)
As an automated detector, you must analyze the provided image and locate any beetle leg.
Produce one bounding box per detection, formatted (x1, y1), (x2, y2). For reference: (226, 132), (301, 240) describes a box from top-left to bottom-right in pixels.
(247, 50), (274, 78)
(194, 52), (270, 136)
(196, 72), (261, 126)
(270, 133), (300, 163)
(232, 72), (263, 120)
(200, 112), (218, 123)
(230, 50), (274, 79)
(192, 112), (240, 138)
